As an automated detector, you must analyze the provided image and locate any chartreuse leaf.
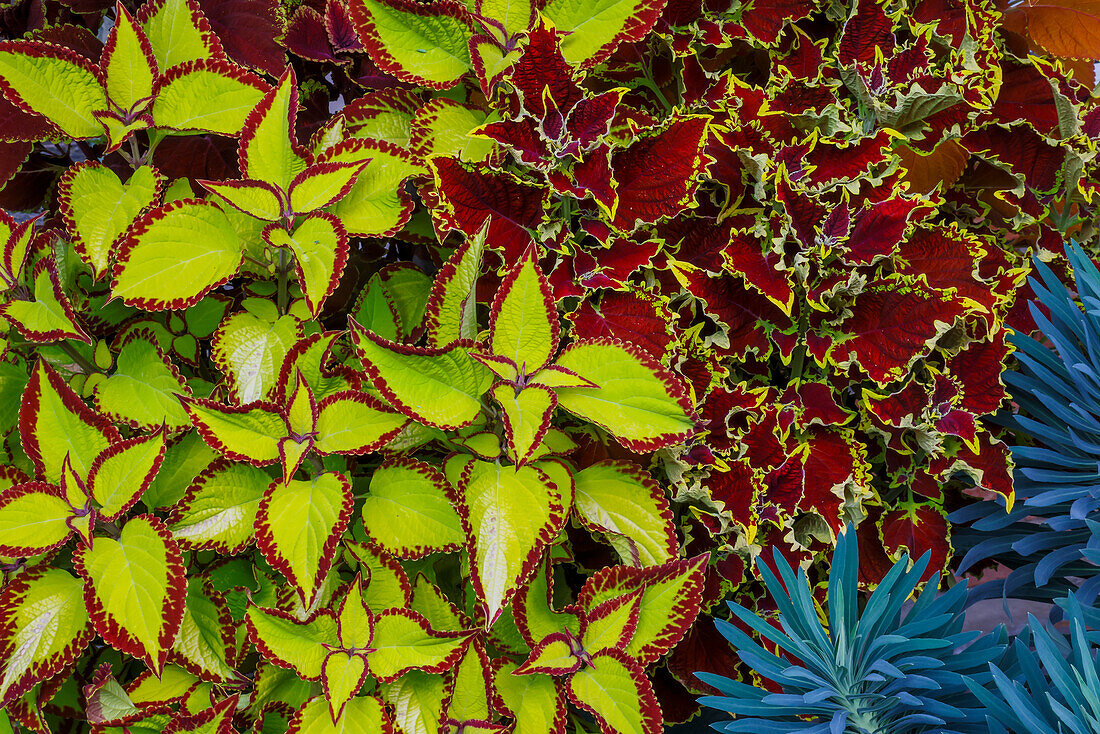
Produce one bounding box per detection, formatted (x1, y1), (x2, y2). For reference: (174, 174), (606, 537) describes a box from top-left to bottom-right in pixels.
(322, 653), (370, 722)
(0, 568), (93, 707)
(410, 577), (465, 632)
(20, 360), (119, 483)
(289, 162), (367, 215)
(350, 0), (473, 89)
(0, 484), (73, 556)
(582, 590), (642, 654)
(248, 660), (312, 719)
(138, 0), (221, 71)
(410, 98), (497, 162)
(112, 199), (243, 311)
(360, 457), (464, 559)
(172, 579), (237, 682)
(566, 649), (661, 734)
(346, 542), (413, 612)
(542, 0), (662, 67)
(246, 606), (338, 680)
(493, 384), (555, 466)
(0, 41), (107, 139)
(257, 472), (353, 607)
(264, 213), (349, 316)
(168, 460), (268, 553)
(128, 665), (198, 706)
(314, 391), (408, 455)
(424, 226), (486, 346)
(367, 609), (471, 682)
(213, 307), (300, 404)
(573, 461), (676, 567)
(477, 0), (533, 37)
(289, 695), (393, 734)
(517, 560), (581, 644)
(551, 339), (696, 451)
(182, 398), (285, 464)
(381, 671), (446, 734)
(514, 633), (581, 675)
(459, 461), (566, 627)
(495, 662), (565, 734)
(152, 60), (270, 136)
(0, 261), (89, 344)
(0, 213), (35, 288)
(59, 163), (160, 279)
(489, 248), (558, 373)
(337, 576), (373, 650)
(102, 6), (157, 112)
(324, 140), (424, 237)
(144, 431), (215, 510)
(200, 180), (283, 221)
(74, 515), (186, 674)
(87, 432), (166, 520)
(442, 641), (492, 723)
(240, 69), (307, 192)
(350, 323), (492, 430)
(93, 334), (192, 430)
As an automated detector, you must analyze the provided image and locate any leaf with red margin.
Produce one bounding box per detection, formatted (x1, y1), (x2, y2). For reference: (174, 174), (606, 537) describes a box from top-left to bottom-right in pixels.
(610, 117), (709, 232)
(0, 259), (90, 344)
(360, 456), (465, 559)
(0, 41), (108, 140)
(289, 695), (396, 734)
(163, 693), (238, 734)
(238, 68), (308, 193)
(495, 660), (568, 734)
(505, 20), (583, 117)
(199, 179), (283, 221)
(581, 588), (643, 654)
(349, 0), (474, 90)
(569, 290), (674, 360)
(245, 605), (339, 680)
(879, 504), (948, 584)
(440, 638), (494, 723)
(74, 515), (187, 674)
(432, 158), (549, 260)
(150, 59), (272, 136)
(289, 161), (368, 215)
(314, 391), (409, 455)
(324, 139), (424, 238)
(101, 5), (158, 113)
(566, 648), (662, 734)
(256, 471), (353, 608)
(515, 558), (582, 647)
(493, 383), (556, 466)
(19, 360), (121, 483)
(285, 6), (342, 63)
(842, 195), (931, 265)
(946, 332), (1009, 415)
(836, 0), (895, 66)
(0, 573), (90, 713)
(457, 459), (567, 628)
(264, 213), (349, 317)
(422, 224), (486, 348)
(167, 459), (267, 555)
(830, 280), (968, 386)
(0, 483), (76, 557)
(960, 123), (1066, 194)
(489, 247), (559, 373)
(168, 579), (238, 683)
(573, 460), (677, 567)
(137, 0), (225, 71)
(197, 0), (286, 76)
(543, 0), (669, 68)
(181, 397), (286, 465)
(931, 432), (1014, 508)
(346, 541), (414, 612)
(322, 652), (371, 722)
(514, 632), (584, 675)
(0, 210), (36, 287)
(576, 555), (706, 666)
(367, 608), (473, 682)
(87, 431), (166, 521)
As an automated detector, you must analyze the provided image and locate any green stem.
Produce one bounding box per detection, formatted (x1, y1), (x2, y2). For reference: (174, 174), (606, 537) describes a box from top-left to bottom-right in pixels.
(277, 248), (290, 315)
(59, 340), (99, 375)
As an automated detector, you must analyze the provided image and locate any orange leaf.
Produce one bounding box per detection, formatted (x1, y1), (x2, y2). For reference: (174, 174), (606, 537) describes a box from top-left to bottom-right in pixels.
(898, 140), (968, 194)
(1005, 1), (1100, 60)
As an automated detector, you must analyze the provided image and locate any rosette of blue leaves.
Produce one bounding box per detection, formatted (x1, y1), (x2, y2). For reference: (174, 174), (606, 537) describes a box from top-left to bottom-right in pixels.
(696, 526), (1008, 734)
(951, 242), (1100, 605)
(967, 594), (1100, 733)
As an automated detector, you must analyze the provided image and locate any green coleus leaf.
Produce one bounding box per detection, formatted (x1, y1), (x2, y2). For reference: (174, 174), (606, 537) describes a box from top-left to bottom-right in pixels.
(441, 640), (493, 723)
(360, 457), (465, 558)
(144, 431), (216, 510)
(495, 662), (566, 734)
(321, 653), (370, 722)
(248, 660), (312, 719)
(239, 68), (308, 192)
(0, 41), (108, 139)
(492, 383), (555, 467)
(86, 431), (166, 520)
(515, 559), (581, 647)
(541, 0), (666, 68)
(256, 472), (353, 607)
(200, 179), (283, 221)
(552, 338), (696, 451)
(111, 199), (243, 311)
(350, 0), (474, 90)
(289, 161), (368, 215)
(167, 459), (269, 553)
(323, 140), (424, 237)
(345, 542), (413, 612)
(182, 397), (285, 464)
(137, 0), (223, 71)
(580, 589), (642, 654)
(151, 60), (271, 136)
(489, 248), (559, 374)
(263, 213), (349, 316)
(410, 98), (497, 163)
(514, 632), (583, 675)
(0, 568), (93, 707)
(350, 323), (492, 430)
(457, 460), (568, 627)
(572, 460), (677, 567)
(314, 391), (409, 455)
(381, 671), (446, 734)
(212, 307), (301, 404)
(102, 5), (158, 112)
(0, 211), (36, 288)
(476, 0), (534, 37)
(424, 227), (486, 347)
(74, 515), (187, 673)
(93, 332), (193, 431)
(19, 360), (121, 483)
(127, 665), (199, 707)
(0, 260), (90, 344)
(58, 163), (162, 280)
(565, 649), (661, 734)
(0, 483), (74, 556)
(367, 609), (472, 682)
(170, 578), (237, 682)
(245, 606), (339, 680)
(410, 576), (467, 632)
(289, 695), (395, 734)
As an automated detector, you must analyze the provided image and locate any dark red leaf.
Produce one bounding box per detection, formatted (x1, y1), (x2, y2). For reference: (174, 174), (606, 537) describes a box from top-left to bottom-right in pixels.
(198, 0), (287, 76)
(837, 0), (895, 66)
(507, 20), (582, 118)
(961, 123), (1066, 194)
(722, 230), (793, 310)
(842, 195), (931, 265)
(569, 290), (673, 359)
(879, 505), (948, 583)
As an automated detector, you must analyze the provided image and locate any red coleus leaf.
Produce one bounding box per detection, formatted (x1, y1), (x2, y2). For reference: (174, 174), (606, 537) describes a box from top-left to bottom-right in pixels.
(432, 158), (549, 259)
(946, 331), (1010, 415)
(610, 116), (710, 232)
(879, 504), (949, 584)
(568, 289), (674, 360)
(830, 280), (968, 386)
(730, 0), (816, 44)
(722, 230), (794, 312)
(761, 428), (867, 531)
(285, 6), (342, 63)
(960, 123), (1067, 194)
(803, 130), (895, 187)
(566, 89), (624, 150)
(198, 0), (286, 76)
(682, 269), (785, 359)
(775, 175), (827, 248)
(931, 432), (1014, 508)
(896, 225), (996, 318)
(703, 458), (758, 529)
(666, 613), (740, 695)
(837, 0), (896, 66)
(842, 195), (931, 265)
(478, 118), (551, 167)
(507, 20), (583, 117)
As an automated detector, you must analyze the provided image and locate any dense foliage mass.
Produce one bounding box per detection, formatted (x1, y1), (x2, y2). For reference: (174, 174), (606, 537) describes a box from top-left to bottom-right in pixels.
(0, 0), (1099, 730)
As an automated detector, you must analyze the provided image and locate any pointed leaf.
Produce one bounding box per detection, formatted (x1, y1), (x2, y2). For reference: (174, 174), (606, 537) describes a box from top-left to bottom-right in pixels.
(495, 662), (567, 734)
(314, 391), (409, 455)
(289, 695), (394, 734)
(489, 248), (558, 374)
(111, 199), (243, 311)
(367, 609), (471, 682)
(152, 59), (271, 136)
(0, 41), (108, 139)
(212, 309), (301, 404)
(246, 606), (338, 680)
(423, 226), (487, 347)
(573, 461), (676, 567)
(93, 333), (193, 431)
(380, 671), (446, 734)
(182, 397), (285, 465)
(322, 653), (370, 722)
(345, 542), (414, 612)
(441, 640), (492, 723)
(514, 633), (582, 675)
(264, 213), (349, 316)
(102, 6), (158, 112)
(289, 161), (368, 215)
(349, 0), (474, 89)
(0, 260), (89, 343)
(360, 457), (464, 559)
(541, 0), (666, 67)
(200, 179), (283, 221)
(565, 649), (661, 734)
(166, 459), (268, 553)
(170, 579), (237, 682)
(0, 483), (75, 558)
(323, 139), (424, 237)
(74, 515), (187, 673)
(138, 0), (224, 71)
(256, 472), (353, 607)
(493, 383), (555, 466)
(239, 68), (307, 192)
(87, 431), (166, 520)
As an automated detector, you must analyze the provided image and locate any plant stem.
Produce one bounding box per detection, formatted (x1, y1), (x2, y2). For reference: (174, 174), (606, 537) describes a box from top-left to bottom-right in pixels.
(59, 340), (98, 375)
(277, 248), (290, 315)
